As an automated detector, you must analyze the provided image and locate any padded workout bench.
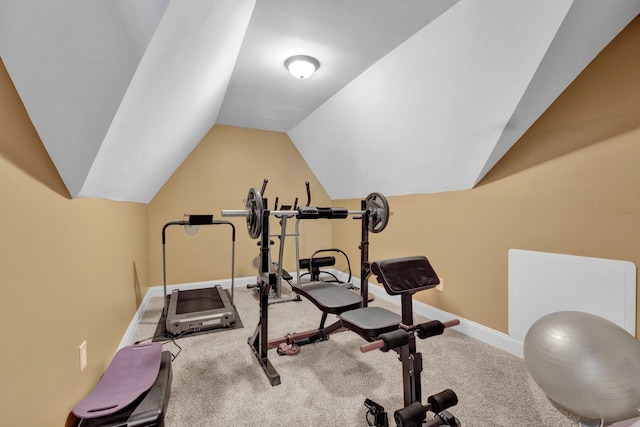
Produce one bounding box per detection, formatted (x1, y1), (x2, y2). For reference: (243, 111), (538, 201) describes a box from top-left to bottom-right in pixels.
(275, 255), (461, 426)
(356, 256), (460, 427)
(270, 278), (364, 353)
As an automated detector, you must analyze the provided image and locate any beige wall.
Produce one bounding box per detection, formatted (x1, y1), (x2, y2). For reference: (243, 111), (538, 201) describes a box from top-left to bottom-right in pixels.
(334, 16), (640, 335)
(0, 60), (150, 426)
(148, 125), (334, 286)
(3, 14), (639, 427)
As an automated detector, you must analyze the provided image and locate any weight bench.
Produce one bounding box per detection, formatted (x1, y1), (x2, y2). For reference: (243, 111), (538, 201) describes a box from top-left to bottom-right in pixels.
(276, 255), (438, 347)
(276, 254), (442, 346)
(273, 281), (363, 351)
(272, 249), (361, 349)
(349, 255), (460, 427)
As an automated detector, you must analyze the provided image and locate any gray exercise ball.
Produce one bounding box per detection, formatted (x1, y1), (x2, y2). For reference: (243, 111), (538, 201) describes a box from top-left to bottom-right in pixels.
(524, 311), (640, 422)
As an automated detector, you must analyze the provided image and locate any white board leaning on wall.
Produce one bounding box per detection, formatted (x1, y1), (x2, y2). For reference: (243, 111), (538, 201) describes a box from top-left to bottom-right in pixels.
(508, 249), (636, 345)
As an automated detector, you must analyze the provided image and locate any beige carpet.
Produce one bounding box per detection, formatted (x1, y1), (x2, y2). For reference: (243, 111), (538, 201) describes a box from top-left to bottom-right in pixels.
(133, 286), (583, 426)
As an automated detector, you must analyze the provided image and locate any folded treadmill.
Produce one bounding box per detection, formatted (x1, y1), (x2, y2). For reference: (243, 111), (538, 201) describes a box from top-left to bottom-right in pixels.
(162, 214), (236, 336)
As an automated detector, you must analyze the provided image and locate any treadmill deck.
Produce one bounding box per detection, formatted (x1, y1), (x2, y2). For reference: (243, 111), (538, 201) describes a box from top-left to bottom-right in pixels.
(166, 285), (235, 335)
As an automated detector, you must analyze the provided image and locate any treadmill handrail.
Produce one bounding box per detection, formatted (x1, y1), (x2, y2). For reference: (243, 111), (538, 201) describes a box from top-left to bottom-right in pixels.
(161, 217), (236, 318)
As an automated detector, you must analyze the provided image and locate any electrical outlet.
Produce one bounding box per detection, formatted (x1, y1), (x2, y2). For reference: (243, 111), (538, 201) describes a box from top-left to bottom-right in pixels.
(79, 341), (88, 372)
(436, 278), (444, 291)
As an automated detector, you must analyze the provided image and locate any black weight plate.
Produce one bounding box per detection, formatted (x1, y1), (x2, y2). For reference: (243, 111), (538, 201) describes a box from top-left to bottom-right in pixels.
(365, 192), (389, 233)
(246, 187), (264, 239)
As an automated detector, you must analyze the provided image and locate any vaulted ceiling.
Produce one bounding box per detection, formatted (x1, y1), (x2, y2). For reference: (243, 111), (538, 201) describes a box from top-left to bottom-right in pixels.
(1, 1), (639, 203)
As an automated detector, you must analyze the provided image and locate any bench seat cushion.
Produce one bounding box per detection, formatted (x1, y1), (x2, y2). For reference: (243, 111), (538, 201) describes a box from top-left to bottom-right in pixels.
(339, 307), (401, 338)
(291, 281), (362, 314)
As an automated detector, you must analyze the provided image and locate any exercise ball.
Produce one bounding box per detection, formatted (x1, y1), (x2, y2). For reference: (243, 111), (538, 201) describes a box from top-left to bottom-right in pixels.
(524, 311), (640, 422)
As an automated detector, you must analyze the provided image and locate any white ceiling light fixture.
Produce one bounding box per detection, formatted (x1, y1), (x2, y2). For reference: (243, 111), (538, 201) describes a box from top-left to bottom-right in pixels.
(284, 55), (320, 79)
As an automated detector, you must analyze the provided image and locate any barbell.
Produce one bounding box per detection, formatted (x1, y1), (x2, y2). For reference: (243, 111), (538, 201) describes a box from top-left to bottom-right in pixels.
(222, 187), (390, 239)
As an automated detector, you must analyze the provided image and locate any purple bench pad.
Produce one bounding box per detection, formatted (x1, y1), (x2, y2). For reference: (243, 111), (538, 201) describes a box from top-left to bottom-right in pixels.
(72, 342), (162, 419)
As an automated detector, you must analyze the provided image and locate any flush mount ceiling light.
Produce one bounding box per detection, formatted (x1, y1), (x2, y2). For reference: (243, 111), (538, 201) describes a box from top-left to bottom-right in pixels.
(284, 55), (320, 79)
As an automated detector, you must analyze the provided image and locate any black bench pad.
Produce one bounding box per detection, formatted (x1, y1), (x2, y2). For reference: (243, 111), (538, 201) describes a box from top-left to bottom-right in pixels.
(291, 281), (362, 314)
(371, 255), (440, 295)
(339, 307), (402, 338)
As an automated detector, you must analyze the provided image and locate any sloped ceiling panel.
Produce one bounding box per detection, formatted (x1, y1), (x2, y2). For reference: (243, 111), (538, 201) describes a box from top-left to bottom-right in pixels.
(288, 0), (576, 200)
(2, 1), (638, 203)
(0, 0), (169, 197)
(473, 0), (640, 185)
(78, 0), (256, 202)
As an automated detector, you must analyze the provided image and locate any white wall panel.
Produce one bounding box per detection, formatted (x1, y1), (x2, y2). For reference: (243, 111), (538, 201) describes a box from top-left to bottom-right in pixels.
(508, 249), (636, 344)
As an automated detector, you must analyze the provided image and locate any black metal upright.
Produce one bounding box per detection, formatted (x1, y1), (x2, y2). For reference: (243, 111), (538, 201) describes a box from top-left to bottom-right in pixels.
(400, 293), (422, 414)
(162, 220), (184, 318)
(360, 198), (371, 307)
(248, 199), (281, 386)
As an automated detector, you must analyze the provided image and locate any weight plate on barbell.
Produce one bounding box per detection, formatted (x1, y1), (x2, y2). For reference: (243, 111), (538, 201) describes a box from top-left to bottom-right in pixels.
(365, 192), (389, 233)
(246, 187), (264, 239)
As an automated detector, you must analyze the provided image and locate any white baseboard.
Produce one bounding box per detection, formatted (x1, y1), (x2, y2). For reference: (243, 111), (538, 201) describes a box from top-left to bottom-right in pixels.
(118, 294), (153, 350)
(120, 271), (524, 358)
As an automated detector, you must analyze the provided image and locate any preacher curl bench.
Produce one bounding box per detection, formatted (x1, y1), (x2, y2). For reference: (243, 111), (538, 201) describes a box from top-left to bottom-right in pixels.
(277, 255), (461, 426)
(357, 256), (461, 427)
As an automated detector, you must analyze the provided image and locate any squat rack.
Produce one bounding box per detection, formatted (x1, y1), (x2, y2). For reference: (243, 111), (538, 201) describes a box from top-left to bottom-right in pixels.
(222, 186), (389, 385)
